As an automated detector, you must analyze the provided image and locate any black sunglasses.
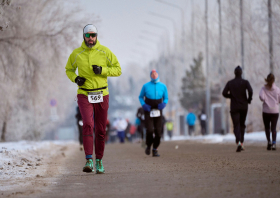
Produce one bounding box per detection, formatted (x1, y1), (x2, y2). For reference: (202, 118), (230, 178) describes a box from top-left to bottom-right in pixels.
(84, 33), (97, 38)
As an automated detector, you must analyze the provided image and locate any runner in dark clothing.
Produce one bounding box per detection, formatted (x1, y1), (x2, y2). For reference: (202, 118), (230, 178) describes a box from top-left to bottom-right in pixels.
(199, 110), (207, 136)
(136, 107), (145, 141)
(161, 115), (166, 139)
(222, 66), (253, 152)
(75, 106), (83, 151)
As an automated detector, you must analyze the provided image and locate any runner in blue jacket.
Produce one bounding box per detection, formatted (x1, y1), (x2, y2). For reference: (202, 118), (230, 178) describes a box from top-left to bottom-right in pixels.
(139, 69), (168, 157)
(186, 111), (196, 136)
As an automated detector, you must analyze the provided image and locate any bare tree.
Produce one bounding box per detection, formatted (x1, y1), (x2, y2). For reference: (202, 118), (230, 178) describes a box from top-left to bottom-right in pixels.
(0, 0), (99, 141)
(0, 0), (12, 31)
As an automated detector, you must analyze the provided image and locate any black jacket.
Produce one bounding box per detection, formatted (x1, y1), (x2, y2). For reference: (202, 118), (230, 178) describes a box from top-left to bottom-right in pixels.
(136, 107), (145, 122)
(222, 77), (253, 112)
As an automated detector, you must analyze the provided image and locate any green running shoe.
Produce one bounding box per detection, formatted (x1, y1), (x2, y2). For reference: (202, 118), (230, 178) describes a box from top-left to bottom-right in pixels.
(95, 159), (105, 174)
(83, 159), (94, 173)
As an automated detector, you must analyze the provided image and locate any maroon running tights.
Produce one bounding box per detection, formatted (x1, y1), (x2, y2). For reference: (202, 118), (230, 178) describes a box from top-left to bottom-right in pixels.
(77, 94), (109, 159)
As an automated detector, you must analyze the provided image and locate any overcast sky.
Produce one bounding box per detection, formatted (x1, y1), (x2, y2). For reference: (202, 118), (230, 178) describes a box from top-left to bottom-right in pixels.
(77, 0), (212, 68)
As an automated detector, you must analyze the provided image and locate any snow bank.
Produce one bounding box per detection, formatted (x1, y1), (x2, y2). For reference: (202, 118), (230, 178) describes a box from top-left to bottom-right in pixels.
(164, 131), (280, 144)
(0, 140), (75, 162)
(0, 140), (76, 191)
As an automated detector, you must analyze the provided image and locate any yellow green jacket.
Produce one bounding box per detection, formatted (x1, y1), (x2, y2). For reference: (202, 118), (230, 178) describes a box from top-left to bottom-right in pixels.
(65, 40), (122, 96)
(166, 122), (174, 131)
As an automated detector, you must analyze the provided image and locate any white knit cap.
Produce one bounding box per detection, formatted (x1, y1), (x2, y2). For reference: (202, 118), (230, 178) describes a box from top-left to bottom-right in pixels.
(83, 24), (98, 34)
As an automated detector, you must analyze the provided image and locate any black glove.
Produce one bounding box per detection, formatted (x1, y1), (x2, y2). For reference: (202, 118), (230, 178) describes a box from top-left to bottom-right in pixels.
(75, 76), (86, 86)
(247, 98), (252, 104)
(92, 65), (102, 74)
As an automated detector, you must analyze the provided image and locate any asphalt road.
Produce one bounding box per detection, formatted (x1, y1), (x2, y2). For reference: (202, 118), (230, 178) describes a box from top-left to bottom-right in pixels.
(4, 140), (280, 198)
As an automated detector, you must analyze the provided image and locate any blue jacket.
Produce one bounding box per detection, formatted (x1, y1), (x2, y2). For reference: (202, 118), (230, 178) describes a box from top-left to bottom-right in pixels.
(186, 113), (196, 126)
(139, 81), (168, 106)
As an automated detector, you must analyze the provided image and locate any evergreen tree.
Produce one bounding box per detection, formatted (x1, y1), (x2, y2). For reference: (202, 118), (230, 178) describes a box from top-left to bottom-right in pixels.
(180, 52), (205, 110)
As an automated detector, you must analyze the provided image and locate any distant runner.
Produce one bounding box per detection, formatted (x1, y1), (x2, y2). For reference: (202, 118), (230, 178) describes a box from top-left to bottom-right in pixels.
(136, 107), (145, 144)
(65, 24), (121, 173)
(166, 120), (173, 140)
(199, 110), (207, 135)
(186, 109), (196, 136)
(139, 69), (168, 157)
(75, 106), (84, 151)
(259, 73), (280, 150)
(222, 66), (253, 152)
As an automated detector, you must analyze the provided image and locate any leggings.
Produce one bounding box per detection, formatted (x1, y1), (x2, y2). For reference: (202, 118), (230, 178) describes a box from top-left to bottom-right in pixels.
(144, 98), (163, 149)
(117, 131), (125, 143)
(262, 112), (279, 143)
(230, 109), (248, 144)
(145, 111), (162, 149)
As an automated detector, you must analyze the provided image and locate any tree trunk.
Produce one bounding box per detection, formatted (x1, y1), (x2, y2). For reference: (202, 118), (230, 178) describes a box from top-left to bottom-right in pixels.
(1, 121), (6, 142)
(268, 0), (273, 73)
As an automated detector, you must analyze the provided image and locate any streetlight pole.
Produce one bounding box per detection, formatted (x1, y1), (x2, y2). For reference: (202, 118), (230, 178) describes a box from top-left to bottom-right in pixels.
(205, 0), (210, 134)
(191, 0), (195, 58)
(147, 11), (179, 132)
(240, 0), (245, 78)
(145, 22), (170, 56)
(148, 12), (177, 31)
(155, 0), (185, 62)
(145, 21), (173, 120)
(141, 30), (162, 38)
(148, 11), (178, 51)
(137, 35), (162, 70)
(218, 0), (226, 134)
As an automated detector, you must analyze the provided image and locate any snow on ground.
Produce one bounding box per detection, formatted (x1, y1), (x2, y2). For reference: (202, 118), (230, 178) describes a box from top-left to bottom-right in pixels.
(164, 131), (280, 144)
(0, 132), (278, 191)
(0, 140), (75, 165)
(0, 140), (75, 191)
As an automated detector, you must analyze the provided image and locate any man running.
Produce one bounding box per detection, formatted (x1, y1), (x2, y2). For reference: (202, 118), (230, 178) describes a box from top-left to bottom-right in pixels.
(166, 120), (173, 140)
(136, 107), (145, 144)
(65, 24), (121, 173)
(199, 110), (207, 135)
(222, 66), (253, 152)
(186, 109), (196, 136)
(139, 69), (168, 157)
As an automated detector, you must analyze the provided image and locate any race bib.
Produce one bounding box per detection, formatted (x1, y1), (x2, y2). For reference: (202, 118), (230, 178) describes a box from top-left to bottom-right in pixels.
(150, 109), (160, 117)
(201, 114), (207, 120)
(88, 91), (103, 103)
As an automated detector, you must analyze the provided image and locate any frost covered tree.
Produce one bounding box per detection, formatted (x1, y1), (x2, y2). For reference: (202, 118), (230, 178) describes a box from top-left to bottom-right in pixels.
(0, 0), (98, 141)
(0, 0), (12, 31)
(180, 52), (205, 111)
